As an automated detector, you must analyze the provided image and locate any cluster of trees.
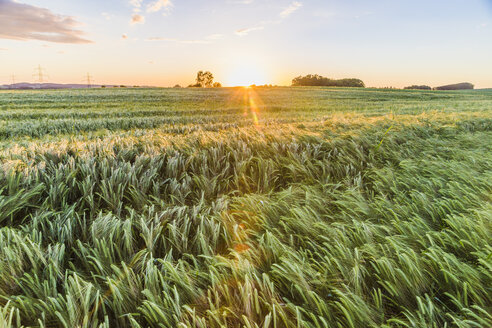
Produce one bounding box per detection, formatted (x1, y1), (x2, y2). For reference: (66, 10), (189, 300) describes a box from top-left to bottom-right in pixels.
(435, 82), (474, 90)
(188, 71), (222, 88)
(292, 74), (365, 88)
(249, 84), (277, 88)
(403, 83), (474, 91)
(404, 85), (432, 90)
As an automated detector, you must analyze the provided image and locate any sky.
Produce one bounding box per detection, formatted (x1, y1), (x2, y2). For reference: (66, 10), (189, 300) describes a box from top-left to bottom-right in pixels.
(0, 0), (492, 87)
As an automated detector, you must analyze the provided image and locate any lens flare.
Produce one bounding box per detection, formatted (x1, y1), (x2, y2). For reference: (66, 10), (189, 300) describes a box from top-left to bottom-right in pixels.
(227, 86), (265, 126)
(249, 97), (259, 125)
(241, 87), (263, 126)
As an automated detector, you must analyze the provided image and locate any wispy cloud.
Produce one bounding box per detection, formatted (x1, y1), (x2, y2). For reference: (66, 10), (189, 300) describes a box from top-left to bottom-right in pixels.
(146, 32), (223, 44)
(146, 37), (210, 44)
(354, 11), (373, 19)
(147, 37), (176, 41)
(102, 12), (113, 21)
(0, 48), (8, 51)
(206, 34), (225, 40)
(129, 0), (143, 12)
(128, 0), (173, 25)
(227, 0), (254, 4)
(180, 40), (210, 44)
(131, 14), (145, 25)
(121, 34), (128, 40)
(234, 1), (302, 38)
(147, 0), (172, 14)
(0, 0), (92, 44)
(280, 1), (302, 18)
(235, 26), (264, 36)
(313, 11), (336, 19)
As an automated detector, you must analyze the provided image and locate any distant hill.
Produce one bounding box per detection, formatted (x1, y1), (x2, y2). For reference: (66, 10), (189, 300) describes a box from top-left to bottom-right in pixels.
(0, 83), (157, 90)
(0, 83), (111, 90)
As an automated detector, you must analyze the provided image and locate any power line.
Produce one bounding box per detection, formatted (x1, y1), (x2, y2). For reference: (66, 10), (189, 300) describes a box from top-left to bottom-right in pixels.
(33, 65), (48, 84)
(9, 75), (16, 89)
(83, 72), (94, 88)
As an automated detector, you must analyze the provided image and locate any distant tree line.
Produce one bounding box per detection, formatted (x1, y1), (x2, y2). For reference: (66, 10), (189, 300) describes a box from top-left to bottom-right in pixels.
(188, 71), (222, 88)
(292, 74), (365, 88)
(403, 82), (474, 91)
(404, 85), (432, 90)
(249, 84), (277, 88)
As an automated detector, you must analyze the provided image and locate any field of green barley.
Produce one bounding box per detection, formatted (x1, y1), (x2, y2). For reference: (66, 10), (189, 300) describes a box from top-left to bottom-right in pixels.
(0, 87), (491, 328)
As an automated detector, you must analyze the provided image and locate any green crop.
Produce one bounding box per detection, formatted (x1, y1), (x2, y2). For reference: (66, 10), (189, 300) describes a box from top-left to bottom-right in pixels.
(0, 87), (490, 327)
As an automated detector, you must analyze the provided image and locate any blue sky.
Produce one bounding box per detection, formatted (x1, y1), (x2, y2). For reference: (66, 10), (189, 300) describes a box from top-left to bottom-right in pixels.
(0, 0), (491, 87)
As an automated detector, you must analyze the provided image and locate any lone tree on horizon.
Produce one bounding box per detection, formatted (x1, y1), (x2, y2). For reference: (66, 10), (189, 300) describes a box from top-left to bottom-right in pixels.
(188, 71), (222, 88)
(196, 71), (214, 87)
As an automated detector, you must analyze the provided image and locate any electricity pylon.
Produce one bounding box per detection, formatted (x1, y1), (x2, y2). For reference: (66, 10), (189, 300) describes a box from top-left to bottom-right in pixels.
(84, 73), (94, 88)
(33, 65), (48, 85)
(9, 75), (16, 89)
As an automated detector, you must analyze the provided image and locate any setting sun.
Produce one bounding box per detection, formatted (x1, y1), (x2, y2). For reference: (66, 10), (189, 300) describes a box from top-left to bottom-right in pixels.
(225, 60), (268, 87)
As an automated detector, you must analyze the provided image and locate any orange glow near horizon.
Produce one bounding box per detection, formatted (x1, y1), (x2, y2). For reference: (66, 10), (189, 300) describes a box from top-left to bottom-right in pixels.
(225, 57), (268, 87)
